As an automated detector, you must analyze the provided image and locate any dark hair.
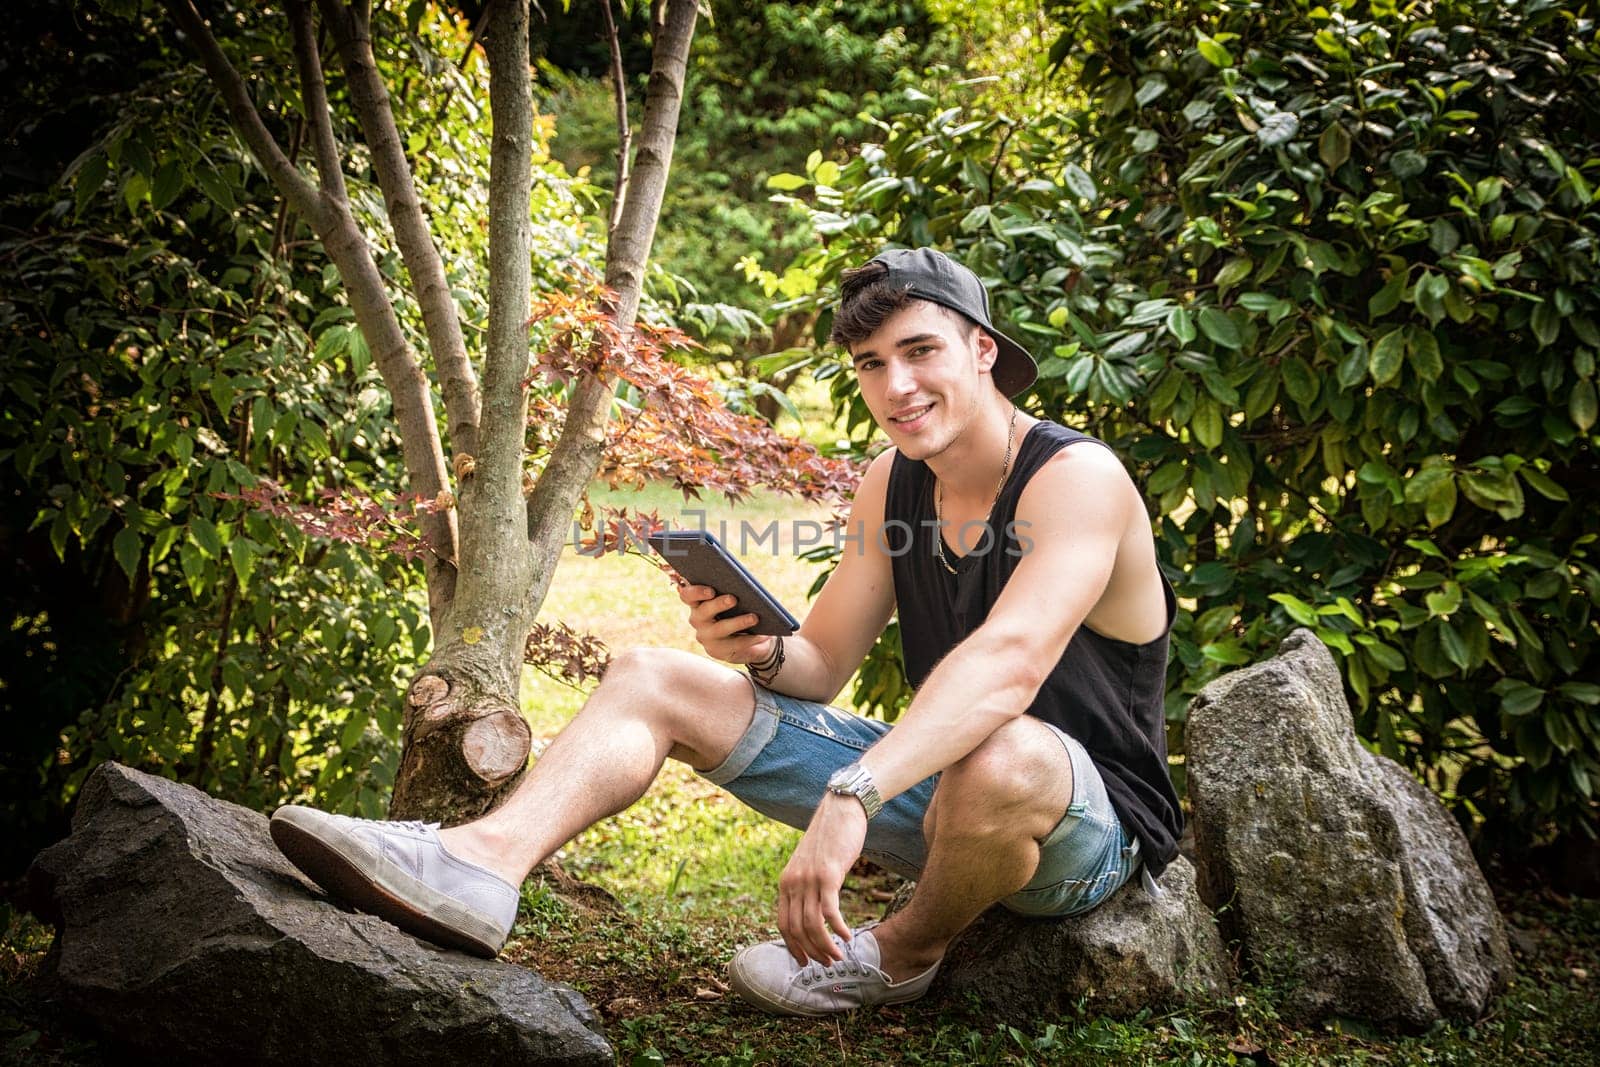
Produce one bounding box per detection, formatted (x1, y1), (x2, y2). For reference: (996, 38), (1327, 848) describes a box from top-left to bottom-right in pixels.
(829, 261), (979, 349)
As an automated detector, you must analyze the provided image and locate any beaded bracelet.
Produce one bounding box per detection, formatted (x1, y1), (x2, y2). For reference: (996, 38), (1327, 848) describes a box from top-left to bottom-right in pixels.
(746, 635), (785, 686)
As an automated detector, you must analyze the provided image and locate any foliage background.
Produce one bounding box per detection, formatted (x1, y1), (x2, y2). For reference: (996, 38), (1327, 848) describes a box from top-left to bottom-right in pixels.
(764, 0), (1600, 851)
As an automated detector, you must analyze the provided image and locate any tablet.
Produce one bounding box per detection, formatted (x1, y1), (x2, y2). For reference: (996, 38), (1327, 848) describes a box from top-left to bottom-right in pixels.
(646, 529), (800, 637)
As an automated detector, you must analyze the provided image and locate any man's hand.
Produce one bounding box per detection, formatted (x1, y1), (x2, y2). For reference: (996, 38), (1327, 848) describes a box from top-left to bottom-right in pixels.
(777, 793), (868, 966)
(674, 575), (773, 665)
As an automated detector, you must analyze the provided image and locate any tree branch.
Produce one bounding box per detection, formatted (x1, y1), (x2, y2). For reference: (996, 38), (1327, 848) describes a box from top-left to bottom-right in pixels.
(164, 0), (326, 224)
(166, 0), (459, 620)
(317, 0), (481, 460)
(600, 0), (632, 237)
(522, 0), (698, 595)
(288, 1), (348, 203)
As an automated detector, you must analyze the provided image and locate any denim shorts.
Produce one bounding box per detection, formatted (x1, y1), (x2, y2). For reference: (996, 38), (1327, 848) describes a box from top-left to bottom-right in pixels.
(699, 680), (1142, 918)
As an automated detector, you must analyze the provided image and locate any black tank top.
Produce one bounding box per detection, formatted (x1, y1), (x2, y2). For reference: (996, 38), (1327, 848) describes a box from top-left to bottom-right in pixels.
(884, 420), (1182, 877)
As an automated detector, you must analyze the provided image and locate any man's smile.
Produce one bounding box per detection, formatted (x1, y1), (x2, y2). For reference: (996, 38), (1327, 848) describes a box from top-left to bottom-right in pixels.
(889, 403), (935, 427)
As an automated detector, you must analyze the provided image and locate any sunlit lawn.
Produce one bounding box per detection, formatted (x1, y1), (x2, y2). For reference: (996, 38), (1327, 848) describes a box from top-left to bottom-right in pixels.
(519, 480), (870, 925)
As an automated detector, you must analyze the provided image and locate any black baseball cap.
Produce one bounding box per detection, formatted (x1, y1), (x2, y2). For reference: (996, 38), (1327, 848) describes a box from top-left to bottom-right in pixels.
(864, 247), (1037, 398)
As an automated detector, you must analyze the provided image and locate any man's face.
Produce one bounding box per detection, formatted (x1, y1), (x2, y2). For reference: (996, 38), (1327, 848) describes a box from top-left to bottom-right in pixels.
(848, 301), (998, 462)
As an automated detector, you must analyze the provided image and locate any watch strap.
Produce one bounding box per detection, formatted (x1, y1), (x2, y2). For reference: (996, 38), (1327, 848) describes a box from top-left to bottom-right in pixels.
(827, 761), (884, 820)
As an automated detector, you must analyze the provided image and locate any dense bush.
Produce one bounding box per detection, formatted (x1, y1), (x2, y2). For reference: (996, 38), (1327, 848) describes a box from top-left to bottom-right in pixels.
(770, 0), (1599, 849)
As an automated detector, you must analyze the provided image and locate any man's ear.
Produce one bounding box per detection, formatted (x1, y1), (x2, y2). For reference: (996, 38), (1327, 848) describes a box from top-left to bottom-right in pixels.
(972, 326), (999, 373)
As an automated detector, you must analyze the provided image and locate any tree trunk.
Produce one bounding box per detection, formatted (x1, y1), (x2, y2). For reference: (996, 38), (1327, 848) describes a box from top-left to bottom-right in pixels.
(388, 0), (700, 824)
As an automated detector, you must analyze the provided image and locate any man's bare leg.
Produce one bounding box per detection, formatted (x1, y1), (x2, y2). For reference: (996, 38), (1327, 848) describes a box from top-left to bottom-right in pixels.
(437, 647), (757, 885)
(868, 716), (1075, 981)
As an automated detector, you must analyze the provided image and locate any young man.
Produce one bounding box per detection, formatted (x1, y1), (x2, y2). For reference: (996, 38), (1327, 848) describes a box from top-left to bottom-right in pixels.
(269, 247), (1182, 1017)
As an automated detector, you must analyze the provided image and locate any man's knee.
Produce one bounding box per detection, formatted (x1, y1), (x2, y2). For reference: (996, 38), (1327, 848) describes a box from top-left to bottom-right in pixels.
(599, 645), (755, 766)
(601, 646), (701, 701)
(931, 717), (1072, 834)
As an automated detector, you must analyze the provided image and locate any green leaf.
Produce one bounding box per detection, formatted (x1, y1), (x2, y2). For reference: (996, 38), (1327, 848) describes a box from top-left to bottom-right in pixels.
(1390, 150), (1427, 180)
(229, 538), (259, 587)
(1426, 476), (1457, 527)
(1136, 73), (1169, 107)
(1196, 31), (1234, 68)
(150, 160), (184, 210)
(1166, 307), (1196, 344)
(1256, 112), (1299, 148)
(1319, 123), (1351, 170)
(1517, 718), (1553, 771)
(347, 328), (370, 377)
(1519, 467), (1569, 502)
(1407, 327), (1443, 383)
(180, 540), (206, 597)
(75, 153), (108, 216)
(1414, 273), (1449, 327)
(113, 527), (142, 581)
(150, 524), (182, 564)
(1191, 398), (1223, 449)
(1198, 308), (1242, 350)
(1571, 315), (1600, 347)
(1530, 300), (1559, 348)
(1365, 641), (1406, 672)
(1438, 619), (1470, 670)
(1214, 255), (1253, 293)
(1336, 341), (1368, 388)
(1571, 378), (1597, 432)
(191, 516), (222, 558)
(1497, 681), (1545, 717)
(1281, 357), (1318, 406)
(1557, 682), (1600, 705)
(1425, 581), (1461, 618)
(1147, 461), (1186, 495)
(1368, 269), (1406, 318)
(1243, 368), (1279, 419)
(1545, 710), (1579, 754)
(1269, 593), (1319, 627)
(1063, 164), (1097, 203)
(766, 172), (808, 192)
(195, 167), (235, 211)
(1430, 218), (1461, 256)
(334, 710), (367, 752)
(1369, 328), (1405, 386)
(121, 172), (148, 214)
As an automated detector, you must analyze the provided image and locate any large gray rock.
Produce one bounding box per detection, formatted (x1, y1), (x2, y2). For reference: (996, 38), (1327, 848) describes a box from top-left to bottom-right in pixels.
(1186, 628), (1513, 1029)
(22, 762), (611, 1065)
(891, 856), (1230, 1021)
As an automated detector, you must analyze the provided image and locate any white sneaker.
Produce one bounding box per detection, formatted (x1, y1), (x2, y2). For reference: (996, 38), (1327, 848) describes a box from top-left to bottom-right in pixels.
(269, 806), (519, 958)
(727, 925), (939, 1016)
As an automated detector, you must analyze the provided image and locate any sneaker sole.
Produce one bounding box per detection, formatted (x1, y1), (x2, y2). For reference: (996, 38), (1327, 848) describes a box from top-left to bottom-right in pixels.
(727, 956), (832, 1017)
(269, 809), (506, 958)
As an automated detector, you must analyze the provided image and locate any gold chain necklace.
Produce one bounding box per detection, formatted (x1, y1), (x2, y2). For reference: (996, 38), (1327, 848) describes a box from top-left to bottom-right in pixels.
(933, 406), (1019, 575)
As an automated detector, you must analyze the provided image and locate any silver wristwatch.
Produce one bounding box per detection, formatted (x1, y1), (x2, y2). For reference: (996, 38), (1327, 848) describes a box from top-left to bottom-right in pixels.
(826, 761), (884, 819)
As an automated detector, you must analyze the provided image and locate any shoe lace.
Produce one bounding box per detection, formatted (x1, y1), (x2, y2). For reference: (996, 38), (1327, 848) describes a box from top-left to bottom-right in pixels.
(390, 819), (441, 833)
(797, 942), (867, 987)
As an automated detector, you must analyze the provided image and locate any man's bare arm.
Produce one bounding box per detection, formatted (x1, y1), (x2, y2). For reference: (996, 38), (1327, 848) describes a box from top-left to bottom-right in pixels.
(679, 449), (898, 703)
